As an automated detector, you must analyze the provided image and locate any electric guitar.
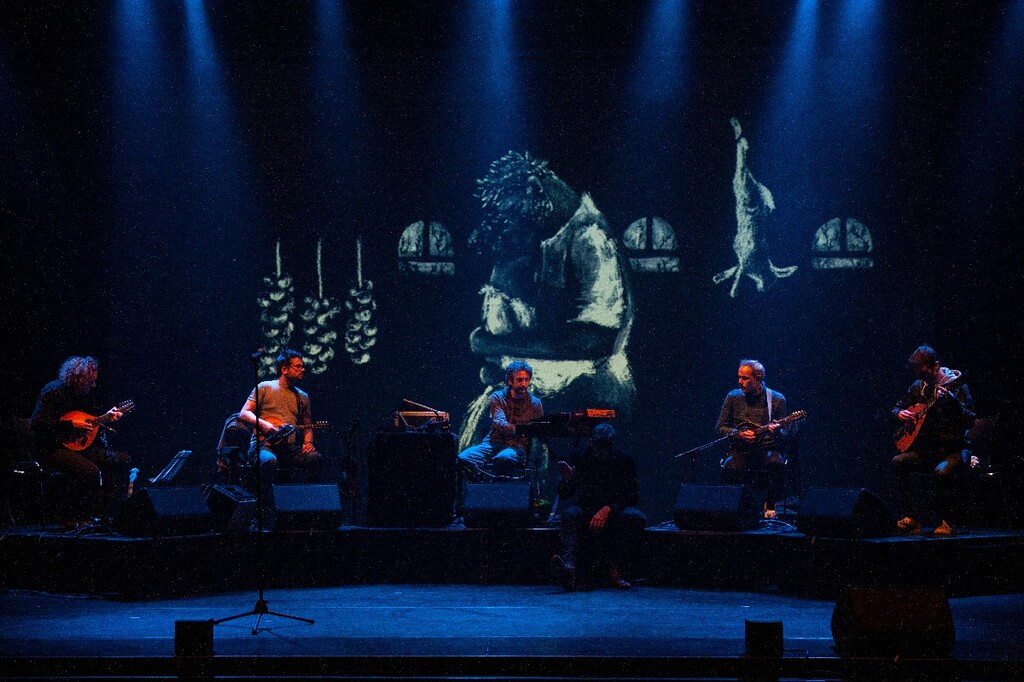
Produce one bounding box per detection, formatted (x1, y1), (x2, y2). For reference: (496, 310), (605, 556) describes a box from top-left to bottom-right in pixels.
(894, 378), (964, 453)
(730, 410), (807, 452)
(264, 420), (331, 446)
(60, 400), (135, 451)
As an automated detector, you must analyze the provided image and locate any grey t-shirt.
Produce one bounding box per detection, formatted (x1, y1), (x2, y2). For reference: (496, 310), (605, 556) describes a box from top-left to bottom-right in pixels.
(247, 380), (311, 445)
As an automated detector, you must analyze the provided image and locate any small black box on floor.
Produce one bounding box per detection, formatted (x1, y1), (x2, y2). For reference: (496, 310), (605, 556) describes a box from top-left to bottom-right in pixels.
(113, 486), (212, 537)
(674, 484), (759, 531)
(463, 483), (533, 528)
(205, 484), (256, 532)
(832, 587), (954, 657)
(274, 484), (343, 531)
(366, 432), (457, 527)
(796, 487), (895, 538)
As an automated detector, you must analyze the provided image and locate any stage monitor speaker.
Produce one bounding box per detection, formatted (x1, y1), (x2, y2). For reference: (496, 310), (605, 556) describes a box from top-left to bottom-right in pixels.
(796, 487), (895, 538)
(832, 587), (954, 657)
(113, 486), (212, 537)
(463, 483), (533, 528)
(366, 432), (457, 527)
(674, 484), (760, 531)
(273, 484), (343, 531)
(205, 484), (256, 532)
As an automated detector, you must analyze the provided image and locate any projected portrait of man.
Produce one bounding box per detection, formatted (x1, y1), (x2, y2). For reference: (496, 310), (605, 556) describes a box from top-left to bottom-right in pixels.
(460, 151), (634, 455)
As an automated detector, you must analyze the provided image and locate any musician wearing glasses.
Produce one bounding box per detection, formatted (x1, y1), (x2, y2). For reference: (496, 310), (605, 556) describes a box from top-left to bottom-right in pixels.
(30, 356), (131, 529)
(716, 359), (790, 520)
(238, 349), (324, 528)
(458, 361), (544, 479)
(891, 345), (975, 536)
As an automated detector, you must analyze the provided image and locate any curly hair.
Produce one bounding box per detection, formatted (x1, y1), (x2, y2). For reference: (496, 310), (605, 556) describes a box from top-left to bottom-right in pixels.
(58, 356), (99, 391)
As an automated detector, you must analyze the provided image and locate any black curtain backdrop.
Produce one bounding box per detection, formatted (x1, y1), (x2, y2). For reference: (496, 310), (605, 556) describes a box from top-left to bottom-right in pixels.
(2, 1), (1021, 521)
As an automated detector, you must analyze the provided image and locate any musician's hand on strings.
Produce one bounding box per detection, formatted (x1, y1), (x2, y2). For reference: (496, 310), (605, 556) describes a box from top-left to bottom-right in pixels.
(766, 420), (781, 432)
(589, 505), (611, 531)
(897, 409), (918, 423)
(104, 406), (124, 422)
(557, 460), (575, 481)
(301, 442), (315, 455)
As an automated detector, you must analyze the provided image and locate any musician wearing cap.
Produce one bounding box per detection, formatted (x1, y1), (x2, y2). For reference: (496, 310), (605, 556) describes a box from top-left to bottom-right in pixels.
(30, 356), (131, 529)
(457, 361), (543, 479)
(238, 349), (324, 528)
(716, 359), (790, 519)
(550, 422), (645, 591)
(891, 345), (975, 536)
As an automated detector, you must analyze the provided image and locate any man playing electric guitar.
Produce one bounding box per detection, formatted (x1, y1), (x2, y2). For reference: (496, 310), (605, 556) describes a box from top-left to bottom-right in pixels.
(238, 349), (324, 529)
(716, 359), (792, 519)
(891, 345), (975, 536)
(30, 356), (133, 529)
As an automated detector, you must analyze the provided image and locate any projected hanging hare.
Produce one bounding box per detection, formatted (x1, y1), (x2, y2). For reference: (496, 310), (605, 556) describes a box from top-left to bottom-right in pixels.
(713, 118), (797, 297)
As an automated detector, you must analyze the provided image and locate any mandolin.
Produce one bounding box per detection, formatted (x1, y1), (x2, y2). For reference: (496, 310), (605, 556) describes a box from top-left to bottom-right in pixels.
(60, 400), (135, 451)
(893, 377), (964, 453)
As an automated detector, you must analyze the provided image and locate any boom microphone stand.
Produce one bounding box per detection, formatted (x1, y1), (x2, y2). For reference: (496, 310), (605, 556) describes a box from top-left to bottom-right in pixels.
(213, 350), (314, 635)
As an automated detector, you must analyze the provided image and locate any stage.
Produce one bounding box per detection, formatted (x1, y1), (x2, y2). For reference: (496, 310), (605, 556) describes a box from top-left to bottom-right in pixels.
(3, 517), (1024, 679)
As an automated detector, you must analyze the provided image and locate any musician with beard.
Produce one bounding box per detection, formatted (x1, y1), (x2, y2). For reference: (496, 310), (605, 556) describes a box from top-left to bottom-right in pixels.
(891, 345), (975, 536)
(30, 356), (130, 528)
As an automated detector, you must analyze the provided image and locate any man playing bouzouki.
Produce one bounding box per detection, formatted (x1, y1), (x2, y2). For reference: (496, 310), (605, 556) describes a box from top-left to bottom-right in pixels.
(30, 356), (132, 529)
(238, 349), (324, 529)
(891, 345), (975, 536)
(716, 359), (791, 519)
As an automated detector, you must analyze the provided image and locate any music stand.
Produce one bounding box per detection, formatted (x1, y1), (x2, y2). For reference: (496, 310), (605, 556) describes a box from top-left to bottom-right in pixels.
(148, 450), (193, 485)
(212, 352), (314, 635)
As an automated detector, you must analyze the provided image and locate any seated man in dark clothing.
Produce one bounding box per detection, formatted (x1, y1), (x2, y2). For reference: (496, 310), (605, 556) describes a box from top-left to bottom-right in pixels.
(550, 423), (646, 591)
(30, 356), (131, 528)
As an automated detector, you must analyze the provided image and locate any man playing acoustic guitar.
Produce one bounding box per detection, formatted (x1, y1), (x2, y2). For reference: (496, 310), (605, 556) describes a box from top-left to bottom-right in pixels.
(238, 349), (324, 529)
(30, 356), (132, 529)
(891, 345), (975, 536)
(716, 359), (791, 520)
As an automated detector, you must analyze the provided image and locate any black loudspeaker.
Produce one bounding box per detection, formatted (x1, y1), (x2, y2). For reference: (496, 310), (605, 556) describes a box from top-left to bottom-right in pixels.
(113, 486), (212, 536)
(674, 484), (760, 531)
(832, 587), (955, 657)
(205, 484), (256, 532)
(366, 432), (457, 527)
(463, 483), (533, 528)
(796, 487), (895, 539)
(273, 484), (343, 531)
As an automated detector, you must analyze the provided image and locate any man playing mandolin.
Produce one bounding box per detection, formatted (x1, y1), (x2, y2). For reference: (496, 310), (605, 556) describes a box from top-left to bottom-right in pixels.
(30, 356), (132, 529)
(891, 345), (975, 536)
(716, 359), (791, 519)
(238, 349), (324, 528)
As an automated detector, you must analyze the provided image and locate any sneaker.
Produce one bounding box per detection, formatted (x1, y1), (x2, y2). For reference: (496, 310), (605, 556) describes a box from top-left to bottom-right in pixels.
(933, 520), (955, 536)
(550, 555), (576, 592)
(896, 516), (921, 534)
(608, 567), (632, 590)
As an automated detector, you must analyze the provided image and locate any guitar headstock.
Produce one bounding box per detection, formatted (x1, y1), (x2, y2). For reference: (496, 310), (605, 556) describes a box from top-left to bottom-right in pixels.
(117, 400), (135, 414)
(312, 420), (331, 430)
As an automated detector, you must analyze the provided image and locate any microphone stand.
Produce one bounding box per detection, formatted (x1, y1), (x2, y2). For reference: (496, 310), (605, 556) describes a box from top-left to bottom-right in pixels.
(213, 352), (314, 635)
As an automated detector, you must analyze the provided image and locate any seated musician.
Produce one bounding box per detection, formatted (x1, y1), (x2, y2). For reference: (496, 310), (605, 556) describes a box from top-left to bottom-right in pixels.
(717, 359), (789, 519)
(550, 423), (646, 591)
(458, 361), (543, 479)
(30, 356), (131, 529)
(891, 345), (975, 536)
(238, 349), (324, 528)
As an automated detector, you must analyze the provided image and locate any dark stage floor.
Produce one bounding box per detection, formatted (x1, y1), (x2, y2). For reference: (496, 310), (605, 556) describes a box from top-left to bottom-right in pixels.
(3, 584), (1024, 679)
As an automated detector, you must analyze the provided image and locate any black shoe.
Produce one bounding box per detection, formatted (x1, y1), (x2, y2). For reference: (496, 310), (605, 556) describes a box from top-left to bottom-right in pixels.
(550, 554), (576, 592)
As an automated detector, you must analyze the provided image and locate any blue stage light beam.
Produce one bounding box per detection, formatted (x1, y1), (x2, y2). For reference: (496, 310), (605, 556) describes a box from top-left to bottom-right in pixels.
(631, 0), (689, 104)
(764, 0), (817, 141)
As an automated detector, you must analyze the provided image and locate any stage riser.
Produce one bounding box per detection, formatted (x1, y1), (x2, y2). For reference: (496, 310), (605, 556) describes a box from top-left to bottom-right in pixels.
(2, 527), (1022, 599)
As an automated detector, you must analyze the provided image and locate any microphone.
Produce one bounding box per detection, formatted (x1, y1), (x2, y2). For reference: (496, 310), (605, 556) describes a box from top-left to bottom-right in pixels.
(249, 347), (265, 361)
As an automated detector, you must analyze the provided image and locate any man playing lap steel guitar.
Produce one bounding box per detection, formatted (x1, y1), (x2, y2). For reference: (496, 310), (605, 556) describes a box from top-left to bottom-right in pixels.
(891, 345), (975, 536)
(716, 359), (791, 520)
(30, 356), (132, 529)
(238, 349), (324, 529)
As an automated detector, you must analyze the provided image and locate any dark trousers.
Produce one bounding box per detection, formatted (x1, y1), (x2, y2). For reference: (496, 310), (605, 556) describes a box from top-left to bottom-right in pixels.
(892, 449), (966, 523)
(560, 505), (647, 577)
(721, 450), (785, 509)
(250, 443), (324, 528)
(46, 446), (132, 522)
